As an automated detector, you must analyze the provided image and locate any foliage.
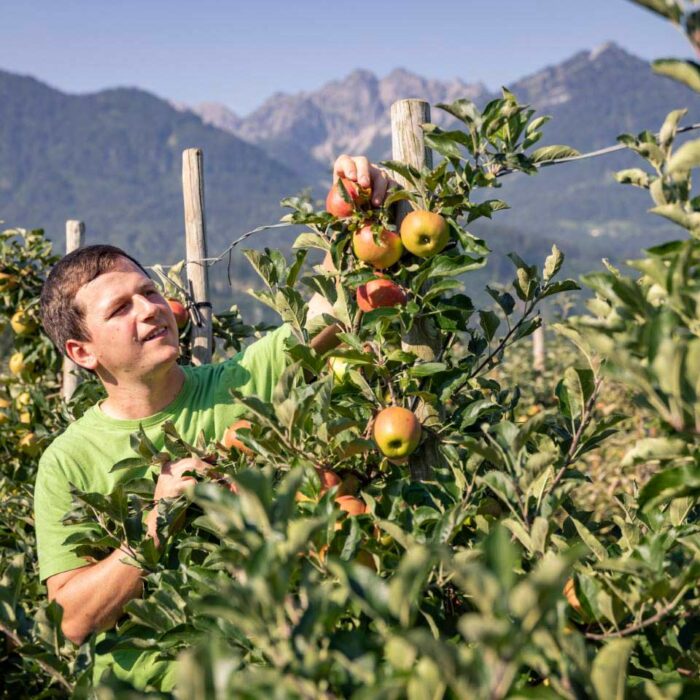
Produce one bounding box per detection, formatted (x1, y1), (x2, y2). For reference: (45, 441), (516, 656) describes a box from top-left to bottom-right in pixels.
(1, 4), (700, 697)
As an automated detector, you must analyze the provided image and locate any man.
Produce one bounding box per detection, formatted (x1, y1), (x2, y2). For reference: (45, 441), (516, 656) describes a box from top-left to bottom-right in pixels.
(34, 155), (390, 690)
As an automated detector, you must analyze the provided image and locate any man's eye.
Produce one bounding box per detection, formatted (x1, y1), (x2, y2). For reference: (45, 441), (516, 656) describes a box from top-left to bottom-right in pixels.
(110, 303), (127, 317)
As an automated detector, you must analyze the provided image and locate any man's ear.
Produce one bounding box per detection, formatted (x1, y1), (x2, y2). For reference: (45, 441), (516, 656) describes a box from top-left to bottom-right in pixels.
(65, 339), (99, 371)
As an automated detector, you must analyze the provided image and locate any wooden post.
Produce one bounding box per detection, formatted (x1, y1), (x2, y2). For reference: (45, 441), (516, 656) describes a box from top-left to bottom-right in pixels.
(391, 99), (439, 481)
(62, 220), (84, 402)
(182, 148), (213, 365)
(390, 99), (433, 228)
(533, 324), (546, 374)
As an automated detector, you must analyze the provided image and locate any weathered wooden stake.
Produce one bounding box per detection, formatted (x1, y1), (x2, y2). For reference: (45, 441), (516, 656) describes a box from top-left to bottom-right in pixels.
(390, 99), (433, 227)
(533, 324), (546, 374)
(182, 148), (213, 365)
(391, 99), (436, 481)
(62, 220), (84, 402)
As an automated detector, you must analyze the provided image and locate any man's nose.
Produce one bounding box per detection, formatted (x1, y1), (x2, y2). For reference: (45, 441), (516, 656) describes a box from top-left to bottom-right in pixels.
(134, 294), (160, 317)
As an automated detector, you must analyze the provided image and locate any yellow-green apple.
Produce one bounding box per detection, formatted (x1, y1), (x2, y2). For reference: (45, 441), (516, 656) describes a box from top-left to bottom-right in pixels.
(8, 352), (26, 377)
(400, 211), (449, 258)
(18, 431), (39, 456)
(373, 406), (422, 460)
(10, 309), (36, 335)
(328, 356), (350, 382)
(167, 299), (188, 329)
(356, 278), (407, 313)
(352, 224), (403, 269)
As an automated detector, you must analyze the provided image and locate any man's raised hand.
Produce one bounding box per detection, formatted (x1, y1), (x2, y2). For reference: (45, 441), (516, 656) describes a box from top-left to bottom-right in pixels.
(332, 154), (393, 208)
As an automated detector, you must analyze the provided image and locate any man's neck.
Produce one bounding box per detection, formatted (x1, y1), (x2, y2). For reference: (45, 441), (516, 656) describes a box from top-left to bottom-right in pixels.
(98, 364), (186, 420)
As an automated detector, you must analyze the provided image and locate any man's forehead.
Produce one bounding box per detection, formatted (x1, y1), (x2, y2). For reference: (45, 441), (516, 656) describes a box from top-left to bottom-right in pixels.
(76, 258), (151, 309)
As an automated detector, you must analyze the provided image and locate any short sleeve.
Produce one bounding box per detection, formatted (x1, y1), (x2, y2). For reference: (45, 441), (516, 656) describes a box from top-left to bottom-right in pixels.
(34, 451), (94, 582)
(237, 324), (294, 402)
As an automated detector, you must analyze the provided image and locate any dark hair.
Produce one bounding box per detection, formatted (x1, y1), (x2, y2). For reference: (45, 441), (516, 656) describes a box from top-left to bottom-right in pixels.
(40, 244), (150, 356)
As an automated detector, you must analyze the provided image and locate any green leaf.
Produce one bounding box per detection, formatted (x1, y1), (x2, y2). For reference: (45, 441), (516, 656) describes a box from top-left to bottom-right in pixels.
(530, 145), (580, 163)
(540, 279), (580, 299)
(590, 639), (635, 700)
(484, 524), (518, 591)
(423, 128), (471, 160)
(668, 137), (700, 173)
(570, 517), (607, 561)
(615, 168), (651, 188)
(110, 457), (149, 473)
(653, 58), (700, 92)
(409, 362), (448, 378)
(542, 244), (564, 282)
(479, 310), (501, 342)
(620, 437), (689, 467)
(388, 546), (434, 626)
(658, 108), (687, 150)
(292, 232), (330, 252)
(638, 463), (700, 511)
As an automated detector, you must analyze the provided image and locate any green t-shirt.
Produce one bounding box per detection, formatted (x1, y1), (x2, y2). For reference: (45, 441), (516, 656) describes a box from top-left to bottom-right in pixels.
(33, 325), (292, 691)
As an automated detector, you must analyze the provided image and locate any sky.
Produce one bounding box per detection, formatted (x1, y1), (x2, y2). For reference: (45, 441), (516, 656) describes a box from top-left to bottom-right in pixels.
(0, 0), (693, 116)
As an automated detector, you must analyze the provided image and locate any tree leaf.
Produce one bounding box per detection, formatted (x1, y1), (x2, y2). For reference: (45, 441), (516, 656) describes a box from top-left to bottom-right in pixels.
(590, 639), (635, 700)
(530, 145), (580, 163)
(638, 463), (700, 511)
(668, 137), (700, 173)
(653, 59), (700, 93)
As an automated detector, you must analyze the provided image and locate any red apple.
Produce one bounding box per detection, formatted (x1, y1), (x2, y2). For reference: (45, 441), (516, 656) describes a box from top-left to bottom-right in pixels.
(326, 178), (369, 218)
(167, 299), (188, 329)
(352, 224), (403, 269)
(356, 278), (407, 313)
(336, 495), (367, 516)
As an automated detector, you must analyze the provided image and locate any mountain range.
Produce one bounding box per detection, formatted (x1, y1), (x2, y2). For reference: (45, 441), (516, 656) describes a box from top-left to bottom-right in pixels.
(1, 42), (699, 316)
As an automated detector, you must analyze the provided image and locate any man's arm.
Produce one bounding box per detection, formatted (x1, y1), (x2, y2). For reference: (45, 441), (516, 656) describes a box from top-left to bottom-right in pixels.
(47, 457), (212, 645)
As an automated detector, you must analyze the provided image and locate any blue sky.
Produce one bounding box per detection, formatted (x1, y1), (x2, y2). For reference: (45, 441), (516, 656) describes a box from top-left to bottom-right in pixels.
(0, 0), (691, 115)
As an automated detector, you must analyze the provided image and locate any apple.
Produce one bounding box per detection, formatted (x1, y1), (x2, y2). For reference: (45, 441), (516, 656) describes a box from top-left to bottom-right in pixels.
(354, 549), (377, 571)
(10, 309), (36, 336)
(167, 299), (189, 329)
(222, 419), (254, 456)
(400, 211), (449, 258)
(0, 271), (18, 291)
(0, 397), (10, 425)
(318, 467), (342, 491)
(356, 278), (407, 313)
(373, 406), (422, 460)
(326, 178), (369, 218)
(335, 494), (366, 516)
(15, 392), (31, 408)
(18, 431), (39, 456)
(8, 352), (26, 377)
(328, 356), (350, 382)
(352, 224), (403, 269)
(563, 577), (583, 614)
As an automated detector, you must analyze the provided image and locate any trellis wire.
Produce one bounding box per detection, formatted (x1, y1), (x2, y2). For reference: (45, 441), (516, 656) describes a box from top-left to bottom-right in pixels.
(152, 121), (700, 278)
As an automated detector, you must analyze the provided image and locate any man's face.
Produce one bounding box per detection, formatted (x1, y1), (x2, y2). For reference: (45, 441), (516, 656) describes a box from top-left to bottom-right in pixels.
(69, 258), (180, 380)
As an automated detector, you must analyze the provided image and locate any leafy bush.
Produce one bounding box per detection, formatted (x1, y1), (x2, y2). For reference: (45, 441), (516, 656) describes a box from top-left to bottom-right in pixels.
(1, 3), (699, 697)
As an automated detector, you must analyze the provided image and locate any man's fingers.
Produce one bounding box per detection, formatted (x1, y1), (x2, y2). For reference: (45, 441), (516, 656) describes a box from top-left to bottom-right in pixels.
(333, 154), (355, 181)
(354, 157), (371, 188)
(171, 457), (213, 479)
(371, 167), (390, 206)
